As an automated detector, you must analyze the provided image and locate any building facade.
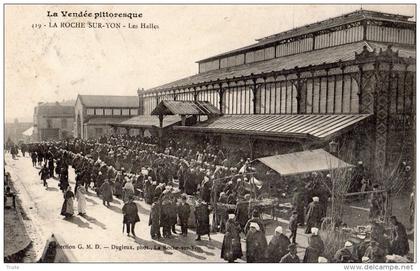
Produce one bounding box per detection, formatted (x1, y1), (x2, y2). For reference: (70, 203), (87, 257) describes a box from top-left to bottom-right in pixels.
(75, 95), (140, 139)
(33, 101), (75, 141)
(137, 10), (415, 179)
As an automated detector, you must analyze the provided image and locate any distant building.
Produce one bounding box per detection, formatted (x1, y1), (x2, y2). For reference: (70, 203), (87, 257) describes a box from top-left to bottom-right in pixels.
(5, 119), (33, 144)
(33, 101), (75, 141)
(74, 95), (140, 139)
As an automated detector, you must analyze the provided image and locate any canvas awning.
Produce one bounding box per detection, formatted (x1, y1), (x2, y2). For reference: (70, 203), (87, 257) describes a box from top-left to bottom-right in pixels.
(257, 149), (353, 176)
(22, 127), (34, 136)
(174, 114), (371, 141)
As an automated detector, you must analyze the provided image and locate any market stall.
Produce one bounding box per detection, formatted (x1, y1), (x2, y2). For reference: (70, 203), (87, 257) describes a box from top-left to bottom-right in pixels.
(253, 149), (354, 220)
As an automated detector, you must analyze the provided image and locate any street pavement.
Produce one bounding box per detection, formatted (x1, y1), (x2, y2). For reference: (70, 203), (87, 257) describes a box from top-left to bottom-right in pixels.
(5, 153), (310, 263)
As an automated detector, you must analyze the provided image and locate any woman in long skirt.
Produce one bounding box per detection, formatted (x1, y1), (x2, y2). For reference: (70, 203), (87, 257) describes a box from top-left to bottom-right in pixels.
(76, 185), (87, 216)
(61, 186), (75, 218)
(221, 215), (243, 263)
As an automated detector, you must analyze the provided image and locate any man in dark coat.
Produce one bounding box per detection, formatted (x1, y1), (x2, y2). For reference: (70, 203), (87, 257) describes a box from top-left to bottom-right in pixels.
(389, 216), (409, 256)
(246, 222), (267, 263)
(144, 177), (153, 204)
(149, 200), (161, 239)
(177, 164), (186, 192)
(369, 185), (384, 220)
(305, 196), (322, 234)
(267, 226), (291, 262)
(177, 195), (191, 236)
(160, 196), (172, 238)
(100, 179), (113, 207)
(235, 194), (250, 232)
(280, 243), (300, 263)
(289, 211), (298, 243)
(31, 152), (37, 167)
(48, 157), (55, 178)
(184, 170), (197, 195)
(122, 196), (140, 237)
(292, 188), (306, 225)
(168, 197), (178, 234)
(39, 164), (49, 189)
(200, 176), (212, 203)
(194, 199), (211, 241)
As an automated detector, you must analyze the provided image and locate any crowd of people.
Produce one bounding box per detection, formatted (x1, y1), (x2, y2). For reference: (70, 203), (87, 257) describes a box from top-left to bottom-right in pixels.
(6, 134), (412, 263)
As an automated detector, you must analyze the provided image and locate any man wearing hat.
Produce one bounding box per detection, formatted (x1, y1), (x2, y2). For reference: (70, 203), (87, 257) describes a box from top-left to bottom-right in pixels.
(289, 210), (298, 243)
(280, 243), (300, 263)
(177, 195), (191, 236)
(194, 198), (211, 241)
(122, 195), (140, 237)
(305, 196), (322, 234)
(160, 196), (172, 238)
(267, 226), (291, 262)
(100, 179), (113, 207)
(149, 200), (161, 239)
(334, 241), (357, 263)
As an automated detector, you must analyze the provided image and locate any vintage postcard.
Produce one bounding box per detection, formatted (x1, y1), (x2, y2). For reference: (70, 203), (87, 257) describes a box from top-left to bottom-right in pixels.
(3, 3), (417, 266)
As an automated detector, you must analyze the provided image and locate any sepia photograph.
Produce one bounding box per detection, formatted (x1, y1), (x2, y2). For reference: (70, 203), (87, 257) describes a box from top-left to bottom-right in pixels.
(2, 2), (417, 266)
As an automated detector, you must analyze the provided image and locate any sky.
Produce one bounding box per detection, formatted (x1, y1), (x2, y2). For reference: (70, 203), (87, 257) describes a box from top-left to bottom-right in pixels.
(4, 4), (416, 123)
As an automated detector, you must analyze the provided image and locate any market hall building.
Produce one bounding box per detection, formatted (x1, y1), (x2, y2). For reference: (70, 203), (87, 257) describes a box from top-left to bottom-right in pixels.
(120, 10), (416, 179)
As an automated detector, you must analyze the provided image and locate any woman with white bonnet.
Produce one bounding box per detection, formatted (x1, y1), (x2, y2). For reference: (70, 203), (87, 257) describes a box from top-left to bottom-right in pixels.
(267, 226), (291, 262)
(245, 222), (268, 262)
(334, 240), (357, 263)
(76, 185), (87, 216)
(303, 227), (324, 262)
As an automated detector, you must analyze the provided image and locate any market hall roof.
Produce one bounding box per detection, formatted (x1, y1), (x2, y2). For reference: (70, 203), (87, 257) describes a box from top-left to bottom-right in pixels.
(151, 100), (221, 116)
(174, 114), (372, 141)
(77, 95), (139, 108)
(144, 41), (415, 94)
(257, 148), (354, 176)
(112, 115), (182, 129)
(197, 9), (415, 63)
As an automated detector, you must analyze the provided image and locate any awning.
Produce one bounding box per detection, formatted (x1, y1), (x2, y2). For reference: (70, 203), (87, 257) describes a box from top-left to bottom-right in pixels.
(112, 115), (182, 129)
(22, 127), (34, 136)
(174, 114), (371, 141)
(84, 117), (130, 126)
(257, 149), (353, 176)
(151, 100), (220, 116)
